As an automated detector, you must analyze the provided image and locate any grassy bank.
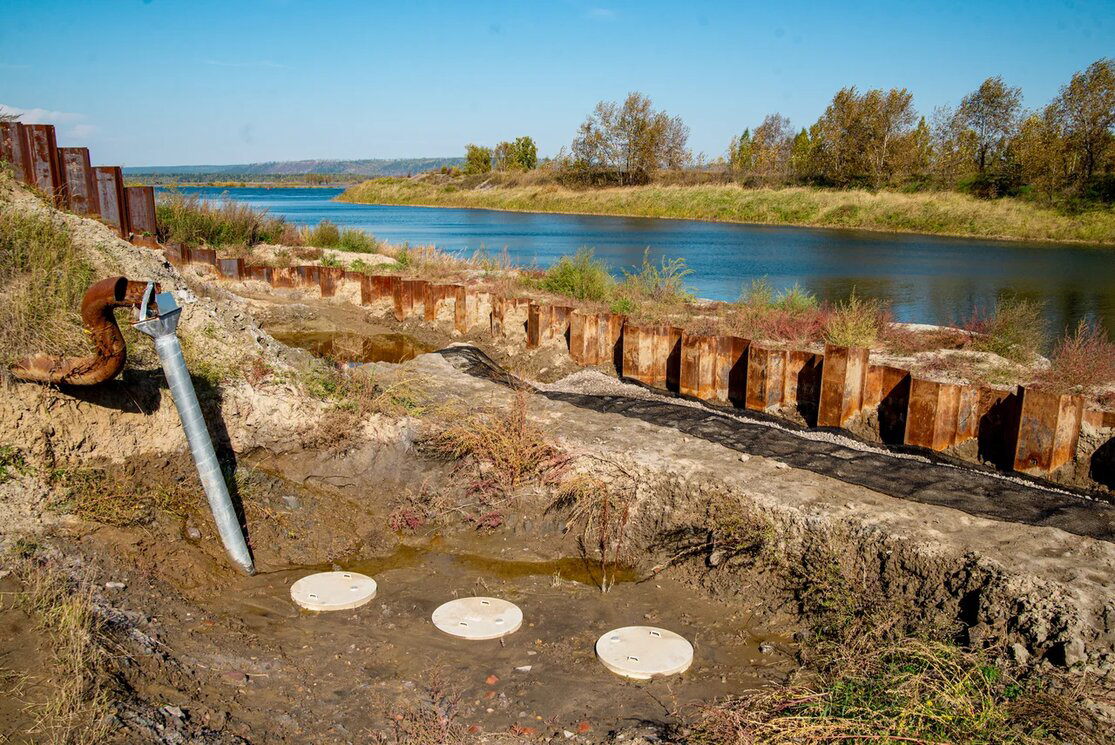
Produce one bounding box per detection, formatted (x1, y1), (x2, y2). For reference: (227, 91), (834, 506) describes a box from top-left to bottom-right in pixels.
(339, 178), (1115, 245)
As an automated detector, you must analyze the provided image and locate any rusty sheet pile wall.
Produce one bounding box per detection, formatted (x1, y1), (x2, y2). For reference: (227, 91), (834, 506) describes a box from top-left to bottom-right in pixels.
(152, 243), (1115, 493)
(1, 121), (155, 245)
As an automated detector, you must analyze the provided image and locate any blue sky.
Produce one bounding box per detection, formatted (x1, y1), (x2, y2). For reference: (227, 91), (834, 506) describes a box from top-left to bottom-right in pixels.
(1, 0), (1111, 166)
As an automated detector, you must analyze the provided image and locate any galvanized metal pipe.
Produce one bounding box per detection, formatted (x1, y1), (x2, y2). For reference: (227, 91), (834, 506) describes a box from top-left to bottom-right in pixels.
(134, 290), (255, 574)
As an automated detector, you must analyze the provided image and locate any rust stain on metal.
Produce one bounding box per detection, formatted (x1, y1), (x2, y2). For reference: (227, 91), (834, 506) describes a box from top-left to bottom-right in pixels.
(57, 147), (99, 216)
(319, 267), (343, 297)
(817, 344), (869, 428)
(123, 186), (158, 246)
(24, 124), (62, 201)
(1012, 387), (1084, 475)
(715, 335), (748, 407)
(93, 166), (128, 237)
(1, 122), (34, 183)
(867, 365), (911, 444)
(217, 258), (244, 279)
(10, 277), (155, 385)
(745, 345), (786, 412)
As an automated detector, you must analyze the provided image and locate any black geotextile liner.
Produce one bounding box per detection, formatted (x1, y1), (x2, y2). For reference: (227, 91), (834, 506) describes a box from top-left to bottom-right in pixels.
(437, 345), (1115, 543)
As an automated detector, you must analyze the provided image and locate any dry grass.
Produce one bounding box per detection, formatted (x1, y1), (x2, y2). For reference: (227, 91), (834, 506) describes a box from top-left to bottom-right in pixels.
(4, 557), (114, 745)
(372, 672), (466, 745)
(340, 179), (1115, 245)
(155, 191), (292, 247)
(424, 391), (564, 500)
(0, 206), (95, 365)
(48, 465), (196, 526)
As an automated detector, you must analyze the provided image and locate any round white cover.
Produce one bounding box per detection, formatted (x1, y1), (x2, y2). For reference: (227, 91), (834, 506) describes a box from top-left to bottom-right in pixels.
(595, 626), (693, 679)
(431, 597), (523, 640)
(290, 571), (377, 611)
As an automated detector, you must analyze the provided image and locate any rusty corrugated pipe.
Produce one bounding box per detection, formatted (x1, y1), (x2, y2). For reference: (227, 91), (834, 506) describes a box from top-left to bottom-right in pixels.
(10, 276), (156, 385)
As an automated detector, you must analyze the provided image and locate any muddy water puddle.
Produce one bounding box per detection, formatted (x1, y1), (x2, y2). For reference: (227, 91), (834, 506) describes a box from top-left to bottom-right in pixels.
(211, 539), (793, 736)
(269, 330), (432, 365)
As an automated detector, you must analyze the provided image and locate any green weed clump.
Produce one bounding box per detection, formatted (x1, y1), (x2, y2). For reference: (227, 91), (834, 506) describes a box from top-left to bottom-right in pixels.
(537, 247), (614, 301)
(967, 297), (1047, 363)
(155, 192), (290, 247)
(0, 207), (95, 364)
(688, 636), (1092, 744)
(824, 291), (884, 348)
(732, 279), (828, 345)
(0, 445), (28, 483)
(299, 221), (379, 253)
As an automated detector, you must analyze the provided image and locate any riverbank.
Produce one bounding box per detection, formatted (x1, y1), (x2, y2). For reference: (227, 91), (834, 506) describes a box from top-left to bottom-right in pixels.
(339, 178), (1115, 246)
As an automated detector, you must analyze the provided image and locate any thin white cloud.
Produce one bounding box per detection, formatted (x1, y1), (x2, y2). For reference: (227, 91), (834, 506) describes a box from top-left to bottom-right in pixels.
(203, 58), (291, 70)
(0, 104), (86, 124)
(587, 7), (616, 19)
(68, 123), (97, 139)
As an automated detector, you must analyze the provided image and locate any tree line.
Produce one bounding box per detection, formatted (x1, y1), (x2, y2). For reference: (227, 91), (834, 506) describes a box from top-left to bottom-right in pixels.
(459, 58), (1113, 203)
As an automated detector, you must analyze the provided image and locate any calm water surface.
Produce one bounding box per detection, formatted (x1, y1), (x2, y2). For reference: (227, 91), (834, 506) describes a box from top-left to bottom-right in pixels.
(170, 186), (1115, 335)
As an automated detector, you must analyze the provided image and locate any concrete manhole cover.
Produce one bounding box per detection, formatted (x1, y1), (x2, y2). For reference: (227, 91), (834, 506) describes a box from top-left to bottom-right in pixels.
(432, 597), (523, 640)
(290, 571), (377, 611)
(595, 626), (693, 679)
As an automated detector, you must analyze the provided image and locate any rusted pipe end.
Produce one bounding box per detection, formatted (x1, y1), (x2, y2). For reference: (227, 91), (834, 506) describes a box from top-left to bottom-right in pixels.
(9, 276), (159, 386)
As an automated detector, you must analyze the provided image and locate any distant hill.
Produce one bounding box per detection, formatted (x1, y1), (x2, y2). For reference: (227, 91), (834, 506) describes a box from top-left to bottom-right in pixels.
(124, 157), (464, 177)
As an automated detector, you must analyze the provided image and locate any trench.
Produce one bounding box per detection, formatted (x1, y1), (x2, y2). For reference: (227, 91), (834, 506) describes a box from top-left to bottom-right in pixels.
(268, 329), (433, 365)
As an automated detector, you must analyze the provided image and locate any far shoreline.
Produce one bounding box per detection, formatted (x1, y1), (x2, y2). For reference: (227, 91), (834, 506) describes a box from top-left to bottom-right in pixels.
(335, 190), (1115, 249)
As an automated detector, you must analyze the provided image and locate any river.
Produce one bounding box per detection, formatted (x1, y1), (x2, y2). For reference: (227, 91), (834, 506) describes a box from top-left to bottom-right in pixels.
(168, 186), (1115, 335)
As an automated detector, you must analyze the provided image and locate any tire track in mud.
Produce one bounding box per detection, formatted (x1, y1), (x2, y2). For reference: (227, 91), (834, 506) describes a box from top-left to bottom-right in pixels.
(436, 345), (1115, 543)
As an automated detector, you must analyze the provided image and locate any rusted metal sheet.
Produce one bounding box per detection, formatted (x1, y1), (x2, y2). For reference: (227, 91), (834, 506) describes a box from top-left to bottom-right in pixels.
(1012, 387), (1084, 475)
(621, 324), (658, 384)
(192, 246), (217, 266)
(293, 265), (320, 287)
(0, 122), (34, 183)
(785, 350), (824, 424)
(904, 379), (966, 451)
(745, 345), (787, 411)
(162, 242), (184, 264)
(526, 303), (543, 348)
(394, 279), (427, 321)
(319, 267), (343, 297)
(247, 265), (273, 284)
(57, 147), (99, 216)
(93, 166), (128, 237)
(865, 365), (912, 444)
(24, 124), (61, 201)
(680, 333), (702, 397)
(272, 267), (297, 288)
(453, 285), (470, 333)
(570, 311), (600, 365)
(123, 185), (158, 246)
(217, 258), (244, 279)
(817, 345), (870, 428)
(10, 276), (155, 385)
(714, 335), (748, 406)
(653, 325), (682, 391)
(596, 314), (625, 373)
(547, 305), (572, 348)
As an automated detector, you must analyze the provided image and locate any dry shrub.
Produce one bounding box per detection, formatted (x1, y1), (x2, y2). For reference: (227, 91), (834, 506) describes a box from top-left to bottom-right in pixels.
(1035, 320), (1115, 394)
(551, 472), (634, 591)
(966, 297), (1047, 363)
(292, 246), (323, 261)
(7, 558), (113, 744)
(373, 672), (466, 745)
(880, 321), (970, 356)
(729, 279), (829, 346)
(424, 391), (563, 498)
(0, 207), (94, 364)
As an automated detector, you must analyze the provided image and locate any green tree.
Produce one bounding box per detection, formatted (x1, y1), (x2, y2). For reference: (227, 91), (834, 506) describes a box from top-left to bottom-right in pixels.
(511, 136), (538, 170)
(955, 77), (1023, 177)
(789, 128), (815, 183)
(728, 128), (753, 181)
(750, 114), (794, 185)
(571, 92), (689, 184)
(1049, 58), (1115, 186)
(464, 144), (492, 175)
